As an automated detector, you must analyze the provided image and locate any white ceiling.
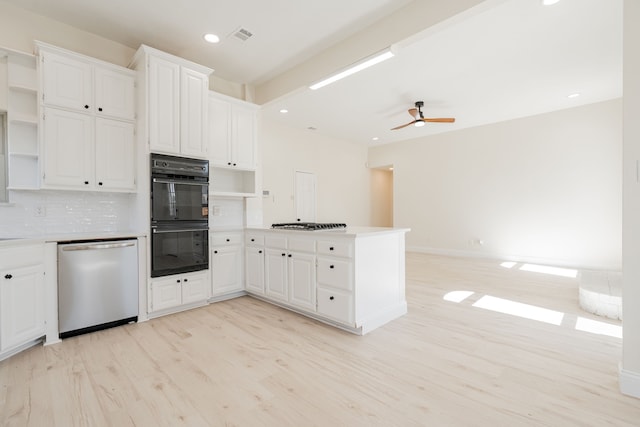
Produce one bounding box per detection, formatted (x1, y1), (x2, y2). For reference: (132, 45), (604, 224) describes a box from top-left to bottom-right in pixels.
(3, 0), (623, 146)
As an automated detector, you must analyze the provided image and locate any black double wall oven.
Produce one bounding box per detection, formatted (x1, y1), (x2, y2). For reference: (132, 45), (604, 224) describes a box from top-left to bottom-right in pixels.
(150, 154), (209, 278)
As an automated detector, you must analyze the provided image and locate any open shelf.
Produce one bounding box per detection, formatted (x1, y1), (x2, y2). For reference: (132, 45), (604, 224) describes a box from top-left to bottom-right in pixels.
(210, 167), (256, 197)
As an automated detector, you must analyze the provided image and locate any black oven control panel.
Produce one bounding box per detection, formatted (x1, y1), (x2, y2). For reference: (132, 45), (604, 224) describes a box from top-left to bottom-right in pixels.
(151, 153), (208, 179)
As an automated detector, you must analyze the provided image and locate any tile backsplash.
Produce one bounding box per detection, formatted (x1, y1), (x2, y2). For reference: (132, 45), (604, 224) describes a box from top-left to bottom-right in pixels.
(0, 190), (136, 237)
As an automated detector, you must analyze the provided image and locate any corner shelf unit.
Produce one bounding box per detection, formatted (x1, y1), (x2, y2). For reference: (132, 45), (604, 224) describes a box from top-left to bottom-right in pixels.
(4, 50), (39, 190)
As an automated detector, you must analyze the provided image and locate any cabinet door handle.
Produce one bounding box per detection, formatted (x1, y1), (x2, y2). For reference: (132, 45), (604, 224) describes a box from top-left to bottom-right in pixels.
(251, 238), (255, 242)
(232, 163), (237, 166)
(184, 278), (188, 282)
(98, 182), (103, 186)
(214, 250), (218, 254)
(281, 253), (286, 257)
(177, 279), (181, 283)
(329, 265), (334, 269)
(226, 238), (230, 242)
(288, 254), (292, 258)
(258, 250), (262, 254)
(4, 274), (12, 279)
(98, 107), (103, 112)
(329, 247), (334, 251)
(84, 105), (89, 109)
(329, 296), (334, 301)
(227, 162), (232, 166)
(84, 181), (89, 185)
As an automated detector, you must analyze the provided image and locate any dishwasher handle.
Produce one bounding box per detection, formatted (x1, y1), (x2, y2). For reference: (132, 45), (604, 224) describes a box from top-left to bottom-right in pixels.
(61, 242), (136, 252)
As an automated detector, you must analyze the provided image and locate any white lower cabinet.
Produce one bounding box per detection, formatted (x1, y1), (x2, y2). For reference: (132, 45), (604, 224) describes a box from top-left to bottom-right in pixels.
(211, 245), (243, 296)
(264, 237), (316, 312)
(149, 270), (210, 314)
(0, 243), (45, 358)
(245, 232), (265, 295)
(244, 228), (409, 335)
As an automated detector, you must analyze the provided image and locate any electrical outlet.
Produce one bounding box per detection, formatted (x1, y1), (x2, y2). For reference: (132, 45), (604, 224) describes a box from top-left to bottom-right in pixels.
(34, 206), (46, 217)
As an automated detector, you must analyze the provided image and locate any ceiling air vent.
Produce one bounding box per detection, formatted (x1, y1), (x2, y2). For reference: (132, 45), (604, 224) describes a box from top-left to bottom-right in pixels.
(231, 27), (253, 42)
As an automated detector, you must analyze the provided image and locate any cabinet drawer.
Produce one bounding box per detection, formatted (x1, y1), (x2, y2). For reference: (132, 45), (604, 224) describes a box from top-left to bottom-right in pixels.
(317, 287), (353, 325)
(288, 238), (315, 253)
(245, 234), (264, 246)
(317, 240), (353, 258)
(265, 235), (287, 249)
(212, 232), (243, 246)
(0, 244), (44, 270)
(317, 258), (353, 291)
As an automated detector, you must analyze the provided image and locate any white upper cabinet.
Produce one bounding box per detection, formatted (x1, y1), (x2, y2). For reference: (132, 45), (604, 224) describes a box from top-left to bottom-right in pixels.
(40, 47), (134, 121)
(133, 45), (213, 159)
(36, 42), (137, 192)
(208, 92), (257, 170)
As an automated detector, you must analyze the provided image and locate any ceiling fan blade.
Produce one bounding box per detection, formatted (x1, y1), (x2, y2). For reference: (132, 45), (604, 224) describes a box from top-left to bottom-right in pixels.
(391, 121), (416, 130)
(423, 118), (456, 123)
(408, 108), (418, 118)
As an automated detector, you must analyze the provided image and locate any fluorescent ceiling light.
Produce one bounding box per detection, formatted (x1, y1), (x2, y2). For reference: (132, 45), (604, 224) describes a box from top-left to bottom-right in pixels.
(542, 0), (560, 5)
(309, 48), (394, 90)
(279, 109), (288, 113)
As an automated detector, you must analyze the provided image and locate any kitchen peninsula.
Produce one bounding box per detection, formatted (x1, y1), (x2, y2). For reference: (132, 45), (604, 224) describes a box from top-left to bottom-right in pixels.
(244, 225), (410, 335)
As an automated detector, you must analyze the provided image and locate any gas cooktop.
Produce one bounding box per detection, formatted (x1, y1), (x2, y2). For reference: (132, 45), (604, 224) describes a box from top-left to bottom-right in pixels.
(271, 222), (347, 231)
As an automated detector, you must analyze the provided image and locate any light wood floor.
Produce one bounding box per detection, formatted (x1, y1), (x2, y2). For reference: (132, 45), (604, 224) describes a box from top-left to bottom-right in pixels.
(1, 253), (638, 426)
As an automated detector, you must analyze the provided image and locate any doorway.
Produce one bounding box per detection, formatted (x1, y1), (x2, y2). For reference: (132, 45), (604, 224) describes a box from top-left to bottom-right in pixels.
(370, 166), (393, 227)
(295, 170), (316, 222)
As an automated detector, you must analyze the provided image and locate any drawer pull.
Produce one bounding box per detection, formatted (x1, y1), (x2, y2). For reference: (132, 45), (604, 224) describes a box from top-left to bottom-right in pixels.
(226, 238), (230, 242)
(281, 253), (286, 257)
(184, 278), (188, 282)
(4, 274), (12, 279)
(329, 247), (334, 251)
(258, 250), (262, 254)
(329, 296), (334, 301)
(251, 238), (255, 242)
(288, 254), (292, 258)
(329, 265), (334, 269)
(214, 250), (218, 254)
(177, 279), (181, 283)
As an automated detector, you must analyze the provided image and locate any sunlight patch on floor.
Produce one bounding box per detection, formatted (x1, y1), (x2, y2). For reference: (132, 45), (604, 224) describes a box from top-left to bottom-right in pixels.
(472, 295), (565, 325)
(443, 291), (474, 303)
(520, 263), (578, 278)
(575, 316), (623, 338)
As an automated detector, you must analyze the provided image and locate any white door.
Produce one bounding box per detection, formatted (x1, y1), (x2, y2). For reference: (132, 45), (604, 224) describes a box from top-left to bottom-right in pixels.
(94, 67), (135, 120)
(148, 56), (180, 154)
(295, 171), (316, 222)
(212, 246), (243, 296)
(232, 105), (256, 169)
(288, 252), (316, 311)
(264, 248), (288, 301)
(245, 247), (265, 294)
(0, 264), (45, 351)
(180, 67), (209, 157)
(208, 94), (232, 167)
(42, 107), (93, 188)
(41, 51), (92, 112)
(94, 118), (135, 190)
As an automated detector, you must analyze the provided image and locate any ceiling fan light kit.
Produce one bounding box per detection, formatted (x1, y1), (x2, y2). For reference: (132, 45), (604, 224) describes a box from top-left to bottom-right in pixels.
(391, 101), (456, 130)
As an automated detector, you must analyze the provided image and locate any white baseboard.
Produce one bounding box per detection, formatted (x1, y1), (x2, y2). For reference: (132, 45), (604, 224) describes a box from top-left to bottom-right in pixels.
(619, 364), (640, 399)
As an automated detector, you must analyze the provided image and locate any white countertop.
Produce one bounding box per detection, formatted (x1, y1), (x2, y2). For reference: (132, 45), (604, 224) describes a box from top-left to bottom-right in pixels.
(0, 231), (147, 248)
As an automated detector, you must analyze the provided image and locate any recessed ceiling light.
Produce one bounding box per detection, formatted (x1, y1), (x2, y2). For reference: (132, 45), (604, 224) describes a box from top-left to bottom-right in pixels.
(372, 137), (379, 141)
(568, 93), (581, 98)
(542, 0), (560, 5)
(204, 33), (220, 43)
(279, 109), (288, 114)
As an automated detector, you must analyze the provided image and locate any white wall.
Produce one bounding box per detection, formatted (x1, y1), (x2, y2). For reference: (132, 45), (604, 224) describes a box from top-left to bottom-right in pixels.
(369, 99), (622, 270)
(621, 0), (640, 398)
(259, 117), (371, 227)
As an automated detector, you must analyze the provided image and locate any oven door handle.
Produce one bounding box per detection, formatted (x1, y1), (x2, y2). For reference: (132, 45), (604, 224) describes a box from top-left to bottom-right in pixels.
(152, 227), (209, 234)
(152, 178), (208, 186)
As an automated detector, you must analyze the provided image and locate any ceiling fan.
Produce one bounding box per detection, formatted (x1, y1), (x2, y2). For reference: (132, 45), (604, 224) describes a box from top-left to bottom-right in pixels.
(391, 101), (455, 130)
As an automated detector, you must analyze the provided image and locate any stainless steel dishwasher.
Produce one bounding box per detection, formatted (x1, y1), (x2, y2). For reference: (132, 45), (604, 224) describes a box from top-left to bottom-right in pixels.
(58, 239), (138, 339)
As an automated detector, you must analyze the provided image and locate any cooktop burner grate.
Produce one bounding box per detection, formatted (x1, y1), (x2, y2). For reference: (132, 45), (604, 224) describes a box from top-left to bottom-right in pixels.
(271, 222), (347, 231)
